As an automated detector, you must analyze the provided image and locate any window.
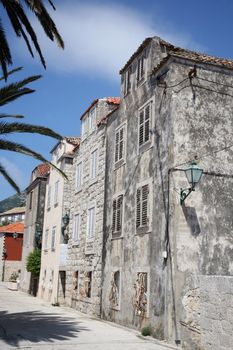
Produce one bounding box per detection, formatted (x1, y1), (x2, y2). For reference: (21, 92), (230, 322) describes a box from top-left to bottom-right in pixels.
(109, 271), (120, 309)
(133, 272), (148, 316)
(47, 186), (51, 209)
(112, 195), (123, 237)
(73, 214), (80, 242)
(84, 271), (92, 298)
(136, 184), (150, 229)
(54, 180), (59, 205)
(51, 226), (56, 250)
(137, 55), (145, 82)
(29, 191), (33, 210)
(81, 117), (88, 137)
(138, 103), (151, 147)
(44, 229), (49, 250)
(115, 125), (125, 164)
(89, 107), (96, 131)
(123, 67), (131, 95)
(75, 162), (82, 190)
(87, 207), (95, 239)
(73, 271), (79, 294)
(90, 149), (98, 179)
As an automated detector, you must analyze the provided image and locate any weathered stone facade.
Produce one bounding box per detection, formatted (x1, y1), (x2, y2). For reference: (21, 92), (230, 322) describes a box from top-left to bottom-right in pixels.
(20, 164), (49, 294)
(65, 99), (119, 316)
(101, 36), (233, 349)
(38, 138), (79, 304)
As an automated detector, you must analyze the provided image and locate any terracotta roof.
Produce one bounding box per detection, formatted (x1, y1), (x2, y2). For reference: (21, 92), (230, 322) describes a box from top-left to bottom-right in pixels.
(0, 207), (25, 216)
(120, 36), (233, 74)
(65, 137), (81, 146)
(106, 97), (121, 105)
(36, 163), (50, 177)
(0, 221), (24, 233)
(80, 98), (120, 120)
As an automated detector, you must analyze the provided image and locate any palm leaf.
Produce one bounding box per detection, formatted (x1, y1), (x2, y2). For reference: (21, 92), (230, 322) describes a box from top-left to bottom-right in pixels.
(0, 18), (12, 79)
(0, 114), (24, 119)
(0, 122), (62, 140)
(0, 67), (23, 82)
(0, 161), (20, 193)
(0, 139), (67, 180)
(0, 74), (41, 106)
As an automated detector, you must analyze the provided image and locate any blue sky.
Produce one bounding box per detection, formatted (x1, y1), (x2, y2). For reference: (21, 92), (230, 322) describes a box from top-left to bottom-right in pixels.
(1, 0), (233, 199)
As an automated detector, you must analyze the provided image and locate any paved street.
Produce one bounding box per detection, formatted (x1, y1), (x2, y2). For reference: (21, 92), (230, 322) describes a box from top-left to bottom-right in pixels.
(0, 283), (179, 350)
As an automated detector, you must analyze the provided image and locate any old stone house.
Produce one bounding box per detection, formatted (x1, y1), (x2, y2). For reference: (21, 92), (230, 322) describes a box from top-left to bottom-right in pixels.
(63, 98), (120, 316)
(38, 137), (80, 304)
(101, 36), (233, 350)
(20, 163), (50, 295)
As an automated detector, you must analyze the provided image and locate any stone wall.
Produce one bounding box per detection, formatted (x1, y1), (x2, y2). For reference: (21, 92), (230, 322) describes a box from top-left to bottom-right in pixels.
(65, 100), (115, 316)
(200, 275), (233, 350)
(4, 260), (21, 282)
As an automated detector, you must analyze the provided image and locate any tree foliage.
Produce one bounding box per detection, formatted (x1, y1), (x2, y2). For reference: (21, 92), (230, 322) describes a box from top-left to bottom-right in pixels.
(26, 248), (41, 276)
(0, 0), (64, 79)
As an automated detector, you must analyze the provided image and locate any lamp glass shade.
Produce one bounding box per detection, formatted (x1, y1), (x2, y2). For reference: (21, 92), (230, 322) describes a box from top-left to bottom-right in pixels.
(185, 162), (203, 186)
(62, 213), (69, 225)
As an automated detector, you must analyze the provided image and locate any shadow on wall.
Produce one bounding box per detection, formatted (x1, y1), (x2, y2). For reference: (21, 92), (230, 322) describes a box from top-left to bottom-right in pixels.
(182, 206), (201, 237)
(0, 310), (89, 347)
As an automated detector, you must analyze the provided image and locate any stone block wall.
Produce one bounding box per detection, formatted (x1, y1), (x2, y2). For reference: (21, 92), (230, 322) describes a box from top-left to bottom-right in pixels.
(200, 275), (233, 350)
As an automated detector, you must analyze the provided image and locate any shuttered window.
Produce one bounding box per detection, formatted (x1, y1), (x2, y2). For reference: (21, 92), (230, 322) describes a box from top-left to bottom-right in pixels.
(115, 125), (125, 163)
(138, 103), (151, 147)
(90, 149), (98, 179)
(54, 180), (59, 205)
(87, 207), (95, 239)
(76, 162), (82, 189)
(136, 184), (149, 229)
(51, 226), (56, 250)
(47, 186), (51, 209)
(112, 195), (123, 236)
(73, 214), (80, 242)
(123, 67), (131, 95)
(137, 56), (145, 82)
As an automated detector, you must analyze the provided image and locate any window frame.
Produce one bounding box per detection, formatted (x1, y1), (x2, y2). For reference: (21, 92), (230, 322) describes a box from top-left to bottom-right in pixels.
(73, 213), (80, 243)
(114, 122), (127, 168)
(47, 185), (51, 210)
(90, 148), (98, 181)
(51, 226), (56, 251)
(112, 192), (124, 239)
(135, 179), (152, 234)
(75, 161), (83, 192)
(123, 66), (131, 96)
(86, 205), (95, 241)
(44, 228), (49, 251)
(54, 180), (59, 206)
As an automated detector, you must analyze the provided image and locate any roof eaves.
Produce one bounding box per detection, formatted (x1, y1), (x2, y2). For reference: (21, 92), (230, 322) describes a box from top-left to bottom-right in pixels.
(119, 37), (153, 74)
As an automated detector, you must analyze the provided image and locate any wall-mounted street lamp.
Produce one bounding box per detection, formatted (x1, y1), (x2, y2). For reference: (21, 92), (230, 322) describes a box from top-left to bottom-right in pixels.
(61, 211), (70, 244)
(180, 162), (203, 205)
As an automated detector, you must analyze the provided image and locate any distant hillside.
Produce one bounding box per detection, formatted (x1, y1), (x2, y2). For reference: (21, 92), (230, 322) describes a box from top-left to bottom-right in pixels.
(0, 192), (26, 213)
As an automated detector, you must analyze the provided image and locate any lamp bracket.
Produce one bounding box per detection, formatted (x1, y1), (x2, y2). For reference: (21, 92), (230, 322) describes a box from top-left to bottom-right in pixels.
(180, 185), (195, 205)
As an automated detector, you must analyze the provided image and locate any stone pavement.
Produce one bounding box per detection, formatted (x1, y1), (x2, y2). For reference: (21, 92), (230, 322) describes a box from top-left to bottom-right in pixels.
(0, 283), (179, 350)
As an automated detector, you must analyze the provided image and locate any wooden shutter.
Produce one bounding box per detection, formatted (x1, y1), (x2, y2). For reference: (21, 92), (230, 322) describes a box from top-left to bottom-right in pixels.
(115, 131), (119, 162)
(139, 110), (144, 146)
(136, 188), (141, 228)
(116, 195), (123, 232)
(112, 199), (117, 232)
(144, 104), (150, 143)
(119, 127), (124, 160)
(141, 184), (149, 226)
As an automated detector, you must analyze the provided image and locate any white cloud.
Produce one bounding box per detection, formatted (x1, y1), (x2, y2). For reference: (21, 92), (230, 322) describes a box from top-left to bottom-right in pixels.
(14, 2), (202, 80)
(0, 157), (25, 188)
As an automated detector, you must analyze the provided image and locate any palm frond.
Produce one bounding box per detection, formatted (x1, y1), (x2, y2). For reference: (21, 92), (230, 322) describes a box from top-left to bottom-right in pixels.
(0, 67), (23, 82)
(0, 18), (12, 79)
(24, 0), (64, 49)
(0, 74), (41, 106)
(0, 121), (62, 140)
(0, 161), (20, 193)
(0, 114), (24, 119)
(0, 139), (67, 180)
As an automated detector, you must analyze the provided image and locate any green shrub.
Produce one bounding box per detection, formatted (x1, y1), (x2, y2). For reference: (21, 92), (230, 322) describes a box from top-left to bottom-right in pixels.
(26, 249), (41, 276)
(141, 325), (153, 337)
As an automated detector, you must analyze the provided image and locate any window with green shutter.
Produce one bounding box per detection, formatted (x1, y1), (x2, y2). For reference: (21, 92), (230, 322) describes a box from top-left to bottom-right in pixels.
(112, 194), (123, 237)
